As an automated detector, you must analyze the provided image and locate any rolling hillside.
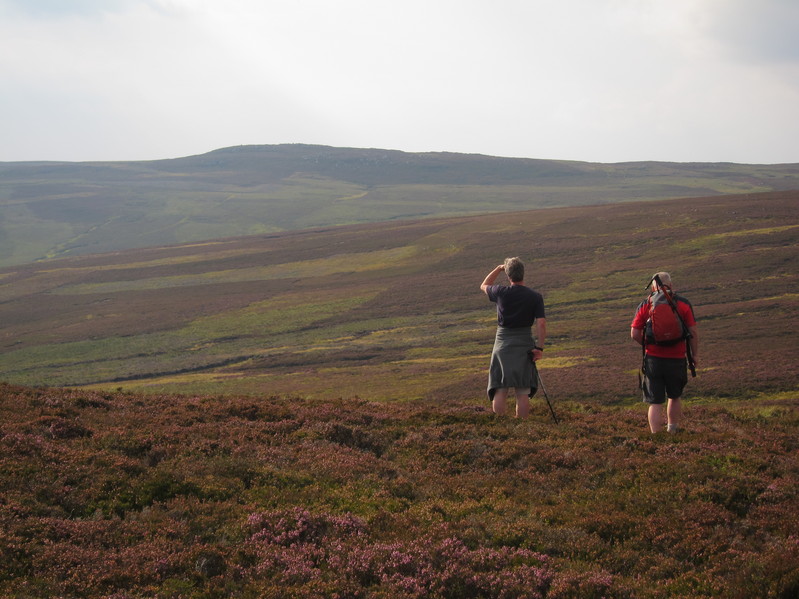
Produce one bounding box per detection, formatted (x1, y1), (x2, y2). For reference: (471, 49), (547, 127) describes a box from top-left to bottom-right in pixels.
(0, 190), (797, 598)
(2, 144), (799, 267)
(0, 190), (796, 403)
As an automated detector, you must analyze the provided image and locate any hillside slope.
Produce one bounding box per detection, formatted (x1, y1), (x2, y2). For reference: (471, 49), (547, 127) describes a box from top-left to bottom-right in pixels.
(0, 190), (796, 404)
(2, 144), (798, 267)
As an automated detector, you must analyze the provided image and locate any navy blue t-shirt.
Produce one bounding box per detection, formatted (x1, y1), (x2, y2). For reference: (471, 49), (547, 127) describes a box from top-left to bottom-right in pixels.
(487, 284), (545, 328)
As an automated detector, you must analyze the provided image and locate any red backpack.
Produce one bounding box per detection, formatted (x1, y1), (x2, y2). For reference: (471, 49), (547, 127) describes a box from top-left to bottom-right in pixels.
(645, 286), (688, 345)
(638, 274), (696, 379)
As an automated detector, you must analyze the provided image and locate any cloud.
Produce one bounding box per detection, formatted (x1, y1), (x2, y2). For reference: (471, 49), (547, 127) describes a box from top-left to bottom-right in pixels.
(702, 0), (799, 63)
(0, 0), (135, 18)
(0, 0), (797, 163)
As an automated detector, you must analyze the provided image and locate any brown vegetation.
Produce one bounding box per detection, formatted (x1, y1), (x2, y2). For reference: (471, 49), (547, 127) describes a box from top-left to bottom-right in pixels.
(0, 190), (796, 403)
(0, 190), (797, 597)
(0, 382), (796, 598)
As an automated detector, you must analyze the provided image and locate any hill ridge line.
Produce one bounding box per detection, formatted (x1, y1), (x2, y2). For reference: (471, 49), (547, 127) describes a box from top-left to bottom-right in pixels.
(2, 145), (799, 268)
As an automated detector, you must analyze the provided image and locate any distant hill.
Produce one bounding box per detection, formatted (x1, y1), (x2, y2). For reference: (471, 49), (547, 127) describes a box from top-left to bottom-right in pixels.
(2, 144), (798, 267)
(0, 190), (795, 401)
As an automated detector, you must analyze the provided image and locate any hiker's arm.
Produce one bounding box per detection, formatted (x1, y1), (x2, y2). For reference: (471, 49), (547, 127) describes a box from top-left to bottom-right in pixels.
(688, 325), (698, 367)
(532, 318), (547, 361)
(480, 265), (505, 294)
(631, 327), (644, 346)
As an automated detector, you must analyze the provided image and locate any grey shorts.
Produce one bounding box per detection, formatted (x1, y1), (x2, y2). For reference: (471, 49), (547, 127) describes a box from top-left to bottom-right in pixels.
(487, 326), (537, 401)
(642, 356), (688, 405)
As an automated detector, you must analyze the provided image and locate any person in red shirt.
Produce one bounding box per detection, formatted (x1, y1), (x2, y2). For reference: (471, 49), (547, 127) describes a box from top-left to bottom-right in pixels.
(631, 272), (699, 433)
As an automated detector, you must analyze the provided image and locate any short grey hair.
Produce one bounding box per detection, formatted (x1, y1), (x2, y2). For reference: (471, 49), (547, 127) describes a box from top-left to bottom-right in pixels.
(504, 257), (525, 282)
(653, 271), (672, 288)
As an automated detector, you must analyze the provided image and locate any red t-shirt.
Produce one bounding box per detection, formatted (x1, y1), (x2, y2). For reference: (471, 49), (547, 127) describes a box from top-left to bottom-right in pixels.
(631, 294), (696, 359)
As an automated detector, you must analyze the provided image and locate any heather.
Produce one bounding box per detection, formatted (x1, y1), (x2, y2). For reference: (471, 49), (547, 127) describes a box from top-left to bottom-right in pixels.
(1, 383), (797, 598)
(1, 191), (797, 401)
(1, 191), (797, 597)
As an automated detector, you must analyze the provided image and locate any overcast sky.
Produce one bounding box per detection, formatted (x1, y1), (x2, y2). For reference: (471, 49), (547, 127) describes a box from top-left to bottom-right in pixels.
(1, 0), (798, 164)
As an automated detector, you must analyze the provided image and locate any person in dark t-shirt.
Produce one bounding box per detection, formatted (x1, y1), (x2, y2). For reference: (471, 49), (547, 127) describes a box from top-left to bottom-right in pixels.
(480, 257), (547, 417)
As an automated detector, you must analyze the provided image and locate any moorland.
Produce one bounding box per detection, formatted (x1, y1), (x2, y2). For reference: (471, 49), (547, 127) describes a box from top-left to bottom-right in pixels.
(1, 382), (797, 598)
(0, 189), (797, 597)
(0, 190), (796, 402)
(2, 144), (799, 267)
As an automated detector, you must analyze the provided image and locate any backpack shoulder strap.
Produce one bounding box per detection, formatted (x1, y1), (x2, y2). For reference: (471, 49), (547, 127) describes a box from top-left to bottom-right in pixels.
(673, 294), (695, 319)
(637, 293), (652, 381)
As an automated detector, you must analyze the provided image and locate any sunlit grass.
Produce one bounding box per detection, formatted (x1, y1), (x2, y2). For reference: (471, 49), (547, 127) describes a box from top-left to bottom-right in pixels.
(37, 244), (268, 273)
(53, 247), (423, 294)
(1, 191), (796, 406)
(0, 288), (386, 386)
(675, 224), (799, 252)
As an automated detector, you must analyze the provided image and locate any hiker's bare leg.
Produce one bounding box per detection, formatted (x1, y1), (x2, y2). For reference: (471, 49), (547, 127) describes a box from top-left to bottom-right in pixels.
(492, 388), (509, 415)
(648, 404), (666, 433)
(515, 388), (530, 418)
(667, 397), (682, 432)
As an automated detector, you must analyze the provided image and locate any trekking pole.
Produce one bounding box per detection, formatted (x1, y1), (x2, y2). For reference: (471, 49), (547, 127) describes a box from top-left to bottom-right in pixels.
(686, 344), (697, 378)
(536, 368), (559, 424)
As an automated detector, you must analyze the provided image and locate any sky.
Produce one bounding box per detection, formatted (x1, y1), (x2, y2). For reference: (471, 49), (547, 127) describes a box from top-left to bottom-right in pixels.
(1, 0), (798, 164)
